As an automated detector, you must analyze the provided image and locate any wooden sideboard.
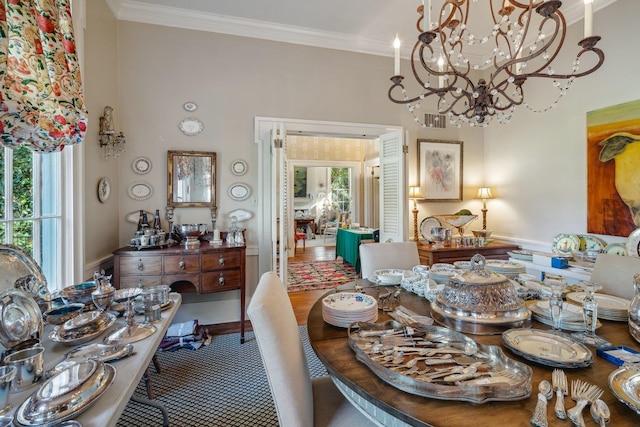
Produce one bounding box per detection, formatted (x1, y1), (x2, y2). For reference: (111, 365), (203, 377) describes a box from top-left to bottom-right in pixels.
(112, 241), (247, 342)
(417, 241), (520, 265)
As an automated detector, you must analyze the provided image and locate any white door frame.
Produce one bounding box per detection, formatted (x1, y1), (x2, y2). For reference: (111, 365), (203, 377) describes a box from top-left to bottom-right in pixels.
(255, 117), (403, 277)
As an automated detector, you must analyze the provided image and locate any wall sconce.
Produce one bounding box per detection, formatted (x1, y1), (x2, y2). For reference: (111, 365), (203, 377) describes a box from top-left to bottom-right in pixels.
(99, 106), (125, 159)
(476, 187), (495, 230)
(408, 186), (424, 241)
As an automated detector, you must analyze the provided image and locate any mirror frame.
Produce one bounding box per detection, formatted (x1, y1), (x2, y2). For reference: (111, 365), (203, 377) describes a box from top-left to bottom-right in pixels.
(167, 150), (217, 208)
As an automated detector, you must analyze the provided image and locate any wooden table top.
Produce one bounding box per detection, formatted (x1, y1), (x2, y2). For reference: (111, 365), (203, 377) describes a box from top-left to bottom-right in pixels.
(307, 282), (640, 427)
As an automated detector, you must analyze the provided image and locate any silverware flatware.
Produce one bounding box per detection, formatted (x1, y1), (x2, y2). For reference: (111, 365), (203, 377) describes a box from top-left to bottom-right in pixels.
(531, 380), (553, 427)
(568, 379), (603, 427)
(552, 368), (568, 419)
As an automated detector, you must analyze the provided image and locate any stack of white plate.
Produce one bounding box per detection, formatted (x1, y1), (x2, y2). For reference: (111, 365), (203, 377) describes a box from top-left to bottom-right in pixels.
(429, 267), (457, 284)
(566, 292), (630, 322)
(369, 269), (415, 285)
(322, 292), (378, 328)
(485, 260), (526, 279)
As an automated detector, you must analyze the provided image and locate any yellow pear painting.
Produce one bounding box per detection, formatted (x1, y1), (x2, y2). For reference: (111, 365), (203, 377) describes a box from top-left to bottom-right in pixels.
(587, 99), (640, 237)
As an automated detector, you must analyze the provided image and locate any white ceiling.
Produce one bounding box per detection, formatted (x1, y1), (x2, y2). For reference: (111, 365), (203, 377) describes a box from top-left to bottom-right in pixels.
(108, 0), (617, 61)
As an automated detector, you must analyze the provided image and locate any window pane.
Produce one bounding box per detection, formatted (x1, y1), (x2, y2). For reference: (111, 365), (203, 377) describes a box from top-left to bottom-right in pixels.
(40, 218), (58, 286)
(331, 168), (351, 212)
(13, 146), (34, 219)
(0, 222), (4, 242)
(40, 152), (59, 216)
(14, 220), (33, 255)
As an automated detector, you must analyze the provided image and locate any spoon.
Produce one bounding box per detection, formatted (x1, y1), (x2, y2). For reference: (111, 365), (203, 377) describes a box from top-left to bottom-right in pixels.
(531, 380), (553, 427)
(590, 399), (610, 427)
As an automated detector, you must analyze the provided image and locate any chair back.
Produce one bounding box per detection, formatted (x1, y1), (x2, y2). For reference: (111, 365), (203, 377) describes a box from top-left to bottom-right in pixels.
(590, 253), (640, 300)
(247, 272), (314, 427)
(359, 241), (420, 279)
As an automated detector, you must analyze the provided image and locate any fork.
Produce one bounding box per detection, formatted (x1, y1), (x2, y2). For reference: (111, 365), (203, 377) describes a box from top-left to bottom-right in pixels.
(567, 379), (604, 427)
(552, 369), (568, 419)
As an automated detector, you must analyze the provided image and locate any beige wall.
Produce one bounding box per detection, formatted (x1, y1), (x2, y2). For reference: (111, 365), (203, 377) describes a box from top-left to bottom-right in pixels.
(287, 136), (368, 161)
(82, 1), (120, 278)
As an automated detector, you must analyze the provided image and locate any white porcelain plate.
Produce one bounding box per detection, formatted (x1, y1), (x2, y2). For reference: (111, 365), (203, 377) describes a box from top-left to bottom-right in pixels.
(228, 183), (251, 201)
(127, 182), (153, 201)
(228, 209), (252, 222)
(626, 227), (640, 257)
(322, 292), (377, 312)
(179, 117), (204, 136)
(578, 234), (606, 251)
(566, 292), (630, 312)
(603, 242), (627, 256)
(97, 177), (110, 203)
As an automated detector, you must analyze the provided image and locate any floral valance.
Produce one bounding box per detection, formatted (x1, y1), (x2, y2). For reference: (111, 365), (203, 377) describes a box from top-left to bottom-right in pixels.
(0, 0), (87, 153)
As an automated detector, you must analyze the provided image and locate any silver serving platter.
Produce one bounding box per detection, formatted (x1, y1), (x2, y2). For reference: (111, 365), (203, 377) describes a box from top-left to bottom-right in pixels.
(51, 343), (134, 376)
(502, 328), (593, 368)
(0, 288), (44, 349)
(348, 320), (532, 403)
(49, 313), (116, 346)
(608, 366), (640, 414)
(15, 360), (115, 426)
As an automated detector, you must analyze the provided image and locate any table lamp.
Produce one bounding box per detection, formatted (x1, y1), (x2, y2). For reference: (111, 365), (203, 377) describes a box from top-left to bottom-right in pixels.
(476, 187), (495, 230)
(408, 186), (424, 241)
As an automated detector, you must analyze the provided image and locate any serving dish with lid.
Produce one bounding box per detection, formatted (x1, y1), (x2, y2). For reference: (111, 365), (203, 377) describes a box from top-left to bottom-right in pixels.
(0, 288), (44, 352)
(14, 359), (115, 426)
(430, 254), (531, 335)
(49, 311), (116, 346)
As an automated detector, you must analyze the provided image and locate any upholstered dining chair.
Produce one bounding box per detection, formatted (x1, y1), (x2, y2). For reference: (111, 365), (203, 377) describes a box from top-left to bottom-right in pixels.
(590, 253), (640, 300)
(247, 271), (377, 427)
(359, 241), (421, 280)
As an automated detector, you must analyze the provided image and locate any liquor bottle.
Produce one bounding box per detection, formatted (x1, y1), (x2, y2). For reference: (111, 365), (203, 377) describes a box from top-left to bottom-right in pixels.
(137, 210), (144, 231)
(141, 212), (150, 230)
(153, 209), (162, 231)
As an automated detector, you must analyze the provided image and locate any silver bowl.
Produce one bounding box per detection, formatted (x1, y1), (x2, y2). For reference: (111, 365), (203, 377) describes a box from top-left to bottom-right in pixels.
(472, 230), (493, 238)
(60, 281), (97, 305)
(173, 223), (208, 240)
(43, 303), (85, 325)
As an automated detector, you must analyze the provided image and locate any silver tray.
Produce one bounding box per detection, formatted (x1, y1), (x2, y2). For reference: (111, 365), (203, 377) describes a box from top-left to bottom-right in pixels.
(49, 313), (116, 346)
(502, 328), (593, 368)
(347, 320), (532, 403)
(0, 288), (44, 349)
(52, 343), (134, 376)
(608, 366), (640, 414)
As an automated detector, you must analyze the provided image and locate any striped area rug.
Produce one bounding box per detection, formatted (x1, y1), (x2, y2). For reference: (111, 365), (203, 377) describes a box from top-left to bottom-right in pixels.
(287, 260), (358, 292)
(117, 326), (327, 427)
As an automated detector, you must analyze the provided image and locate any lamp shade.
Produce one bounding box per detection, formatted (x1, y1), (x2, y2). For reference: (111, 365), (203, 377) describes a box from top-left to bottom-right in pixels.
(408, 186), (424, 199)
(476, 187), (494, 200)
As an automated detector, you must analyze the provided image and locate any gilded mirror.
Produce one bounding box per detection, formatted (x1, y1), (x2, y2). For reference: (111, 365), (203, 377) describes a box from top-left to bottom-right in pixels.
(167, 150), (217, 208)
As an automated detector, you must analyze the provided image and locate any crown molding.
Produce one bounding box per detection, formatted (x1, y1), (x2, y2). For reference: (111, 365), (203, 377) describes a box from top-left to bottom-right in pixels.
(109, 0), (618, 63)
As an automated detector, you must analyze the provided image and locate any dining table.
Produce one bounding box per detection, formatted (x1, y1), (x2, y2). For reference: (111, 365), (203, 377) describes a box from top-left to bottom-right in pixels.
(307, 281), (640, 427)
(4, 292), (182, 427)
(335, 228), (374, 273)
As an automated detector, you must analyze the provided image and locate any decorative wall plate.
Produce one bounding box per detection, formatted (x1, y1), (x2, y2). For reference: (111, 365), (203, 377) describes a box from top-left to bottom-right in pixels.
(228, 209), (253, 222)
(578, 234), (606, 251)
(183, 102), (197, 112)
(98, 177), (111, 203)
(179, 117), (204, 136)
(132, 157), (152, 175)
(551, 233), (581, 254)
(228, 183), (251, 201)
(127, 182), (154, 201)
(230, 159), (248, 176)
(125, 210), (155, 224)
(604, 242), (627, 256)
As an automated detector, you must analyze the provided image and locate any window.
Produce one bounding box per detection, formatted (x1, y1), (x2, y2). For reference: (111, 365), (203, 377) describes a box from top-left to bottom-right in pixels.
(0, 146), (65, 289)
(330, 168), (351, 213)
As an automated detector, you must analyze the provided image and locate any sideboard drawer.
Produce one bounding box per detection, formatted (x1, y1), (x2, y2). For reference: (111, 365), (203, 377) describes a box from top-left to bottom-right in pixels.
(201, 269), (241, 292)
(120, 256), (162, 275)
(163, 255), (199, 274)
(120, 275), (162, 288)
(201, 251), (241, 271)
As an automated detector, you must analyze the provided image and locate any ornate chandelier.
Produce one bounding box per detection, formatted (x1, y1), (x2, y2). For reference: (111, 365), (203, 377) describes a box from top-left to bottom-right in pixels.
(388, 0), (604, 128)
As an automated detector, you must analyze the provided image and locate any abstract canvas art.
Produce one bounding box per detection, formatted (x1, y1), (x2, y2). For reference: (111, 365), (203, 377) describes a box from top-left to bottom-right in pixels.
(587, 99), (640, 237)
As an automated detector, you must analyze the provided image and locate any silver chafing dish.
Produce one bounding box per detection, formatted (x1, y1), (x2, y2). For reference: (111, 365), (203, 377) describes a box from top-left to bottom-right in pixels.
(430, 254), (531, 335)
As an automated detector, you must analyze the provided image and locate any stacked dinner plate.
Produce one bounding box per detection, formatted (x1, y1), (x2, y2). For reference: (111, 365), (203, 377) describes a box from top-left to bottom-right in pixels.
(484, 260), (526, 279)
(322, 292), (378, 328)
(566, 292), (630, 322)
(429, 267), (457, 284)
(525, 300), (601, 332)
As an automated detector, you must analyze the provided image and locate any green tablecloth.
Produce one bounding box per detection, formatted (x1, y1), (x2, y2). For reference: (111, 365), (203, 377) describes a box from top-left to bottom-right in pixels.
(335, 228), (373, 273)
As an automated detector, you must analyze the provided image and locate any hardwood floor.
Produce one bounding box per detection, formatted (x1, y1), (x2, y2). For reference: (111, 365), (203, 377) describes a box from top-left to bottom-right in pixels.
(205, 240), (337, 336)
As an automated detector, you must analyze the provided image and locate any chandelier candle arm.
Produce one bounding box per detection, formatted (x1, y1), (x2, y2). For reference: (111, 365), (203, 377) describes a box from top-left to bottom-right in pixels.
(388, 0), (605, 128)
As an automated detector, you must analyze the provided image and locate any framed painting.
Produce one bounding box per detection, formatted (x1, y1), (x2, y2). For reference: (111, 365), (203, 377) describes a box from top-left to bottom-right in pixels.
(293, 166), (307, 198)
(418, 139), (463, 202)
(587, 99), (640, 237)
